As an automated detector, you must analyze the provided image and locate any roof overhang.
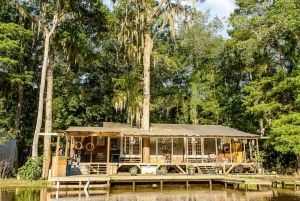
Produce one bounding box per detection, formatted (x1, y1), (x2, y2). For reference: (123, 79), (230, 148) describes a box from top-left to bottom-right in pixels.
(58, 123), (260, 139)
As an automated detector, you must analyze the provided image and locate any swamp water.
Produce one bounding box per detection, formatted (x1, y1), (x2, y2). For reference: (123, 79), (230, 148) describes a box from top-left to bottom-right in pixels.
(1, 185), (300, 201)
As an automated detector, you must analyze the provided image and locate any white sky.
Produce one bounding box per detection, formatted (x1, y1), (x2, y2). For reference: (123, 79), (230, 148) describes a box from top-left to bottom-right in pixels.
(103, 0), (236, 38)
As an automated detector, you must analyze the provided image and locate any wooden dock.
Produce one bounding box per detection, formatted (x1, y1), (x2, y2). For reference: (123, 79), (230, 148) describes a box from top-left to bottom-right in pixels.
(269, 177), (300, 190)
(48, 174), (272, 192)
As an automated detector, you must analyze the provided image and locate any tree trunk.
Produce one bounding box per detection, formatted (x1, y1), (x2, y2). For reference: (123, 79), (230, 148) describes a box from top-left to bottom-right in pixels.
(32, 32), (51, 157)
(13, 41), (25, 170)
(141, 33), (152, 163)
(42, 49), (54, 178)
(142, 33), (152, 131)
(13, 85), (24, 170)
(297, 153), (300, 177)
(142, 137), (150, 163)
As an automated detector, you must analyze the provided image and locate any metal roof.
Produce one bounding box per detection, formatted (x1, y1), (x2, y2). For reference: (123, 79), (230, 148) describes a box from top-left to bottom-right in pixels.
(64, 123), (259, 138)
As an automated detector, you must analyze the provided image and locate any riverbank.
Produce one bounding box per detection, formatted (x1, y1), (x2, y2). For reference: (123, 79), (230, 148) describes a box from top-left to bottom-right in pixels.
(0, 178), (47, 188)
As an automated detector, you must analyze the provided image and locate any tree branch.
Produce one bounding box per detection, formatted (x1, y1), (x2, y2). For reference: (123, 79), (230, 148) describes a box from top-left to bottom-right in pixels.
(150, 0), (166, 21)
(153, 18), (169, 40)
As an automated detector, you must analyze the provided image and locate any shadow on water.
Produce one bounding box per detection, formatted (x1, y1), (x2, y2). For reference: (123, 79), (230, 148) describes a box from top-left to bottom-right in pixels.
(2, 186), (300, 201)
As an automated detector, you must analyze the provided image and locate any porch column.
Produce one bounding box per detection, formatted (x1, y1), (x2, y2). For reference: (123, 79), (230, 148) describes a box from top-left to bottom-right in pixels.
(243, 139), (246, 163)
(56, 134), (60, 156)
(201, 138), (204, 163)
(171, 137), (173, 163)
(156, 137), (158, 162)
(107, 136), (110, 163)
(106, 135), (110, 176)
(215, 138), (218, 158)
(65, 136), (69, 157)
(256, 138), (259, 156)
(70, 136), (75, 158)
(90, 136), (93, 162)
(186, 137), (188, 163)
(142, 137), (150, 163)
(229, 139), (232, 163)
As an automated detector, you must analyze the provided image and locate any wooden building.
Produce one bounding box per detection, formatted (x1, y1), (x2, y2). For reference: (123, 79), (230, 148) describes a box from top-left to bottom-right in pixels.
(51, 123), (261, 177)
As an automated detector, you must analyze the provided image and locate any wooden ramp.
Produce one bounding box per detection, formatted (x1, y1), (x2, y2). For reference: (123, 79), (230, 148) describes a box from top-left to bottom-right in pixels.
(48, 175), (110, 190)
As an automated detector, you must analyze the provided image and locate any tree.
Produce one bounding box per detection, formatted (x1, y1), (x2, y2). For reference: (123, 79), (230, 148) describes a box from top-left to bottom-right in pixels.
(8, 0), (64, 157)
(113, 0), (206, 162)
(176, 11), (223, 125)
(229, 0), (300, 173)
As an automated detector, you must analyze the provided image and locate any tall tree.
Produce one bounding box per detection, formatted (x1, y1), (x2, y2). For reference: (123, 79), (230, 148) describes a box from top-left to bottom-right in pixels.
(113, 0), (206, 162)
(229, 0), (300, 172)
(8, 0), (65, 157)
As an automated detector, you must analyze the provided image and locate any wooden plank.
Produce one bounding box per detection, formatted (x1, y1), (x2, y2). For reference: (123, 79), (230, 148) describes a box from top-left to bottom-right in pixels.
(39, 133), (58, 136)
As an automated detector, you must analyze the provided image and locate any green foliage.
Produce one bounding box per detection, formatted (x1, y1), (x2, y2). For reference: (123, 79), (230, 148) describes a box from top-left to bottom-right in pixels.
(187, 164), (195, 169)
(18, 156), (45, 180)
(270, 113), (300, 154)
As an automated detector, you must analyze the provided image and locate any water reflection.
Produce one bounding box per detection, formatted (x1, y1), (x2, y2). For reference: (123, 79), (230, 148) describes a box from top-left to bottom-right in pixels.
(2, 187), (300, 201)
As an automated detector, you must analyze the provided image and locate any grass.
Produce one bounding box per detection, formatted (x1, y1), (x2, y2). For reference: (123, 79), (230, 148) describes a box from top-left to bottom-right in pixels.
(0, 178), (47, 188)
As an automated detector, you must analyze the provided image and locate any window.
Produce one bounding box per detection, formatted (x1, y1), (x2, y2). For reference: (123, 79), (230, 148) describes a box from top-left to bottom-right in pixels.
(123, 137), (140, 155)
(96, 136), (105, 146)
(188, 138), (201, 156)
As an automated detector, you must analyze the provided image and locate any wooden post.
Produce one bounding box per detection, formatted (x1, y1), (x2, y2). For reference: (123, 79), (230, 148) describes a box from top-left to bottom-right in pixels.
(70, 136), (74, 158)
(65, 136), (69, 157)
(186, 137), (188, 163)
(171, 137), (173, 163)
(156, 137), (158, 162)
(257, 185), (260, 191)
(225, 182), (227, 188)
(245, 184), (248, 192)
(209, 180), (212, 190)
(201, 138), (204, 163)
(229, 139), (232, 163)
(186, 181), (188, 190)
(243, 139), (246, 163)
(256, 138), (259, 155)
(133, 181), (135, 191)
(249, 141), (253, 160)
(215, 138), (218, 158)
(142, 137), (150, 163)
(160, 180), (163, 191)
(90, 136), (93, 162)
(56, 134), (60, 156)
(107, 136), (110, 175)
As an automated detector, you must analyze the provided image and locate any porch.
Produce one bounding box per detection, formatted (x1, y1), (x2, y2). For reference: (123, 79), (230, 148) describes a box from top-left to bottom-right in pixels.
(51, 123), (261, 177)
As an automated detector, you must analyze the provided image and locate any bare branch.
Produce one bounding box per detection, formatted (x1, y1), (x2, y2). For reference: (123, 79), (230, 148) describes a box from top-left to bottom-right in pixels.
(153, 18), (169, 40)
(150, 0), (167, 21)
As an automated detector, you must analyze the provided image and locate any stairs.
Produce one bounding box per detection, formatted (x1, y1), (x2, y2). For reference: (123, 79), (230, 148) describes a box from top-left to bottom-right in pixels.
(198, 166), (216, 174)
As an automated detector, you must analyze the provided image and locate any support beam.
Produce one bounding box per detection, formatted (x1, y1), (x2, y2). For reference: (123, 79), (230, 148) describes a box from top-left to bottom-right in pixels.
(56, 134), (60, 156)
(133, 181), (135, 191)
(142, 137), (150, 163)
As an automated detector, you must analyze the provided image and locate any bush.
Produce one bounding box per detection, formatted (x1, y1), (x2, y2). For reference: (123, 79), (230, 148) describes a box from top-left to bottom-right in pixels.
(187, 164), (195, 169)
(18, 156), (45, 180)
(0, 153), (14, 179)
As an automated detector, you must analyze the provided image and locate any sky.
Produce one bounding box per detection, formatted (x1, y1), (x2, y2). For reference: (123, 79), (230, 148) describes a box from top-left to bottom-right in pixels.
(103, 0), (237, 38)
(196, 0), (236, 37)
